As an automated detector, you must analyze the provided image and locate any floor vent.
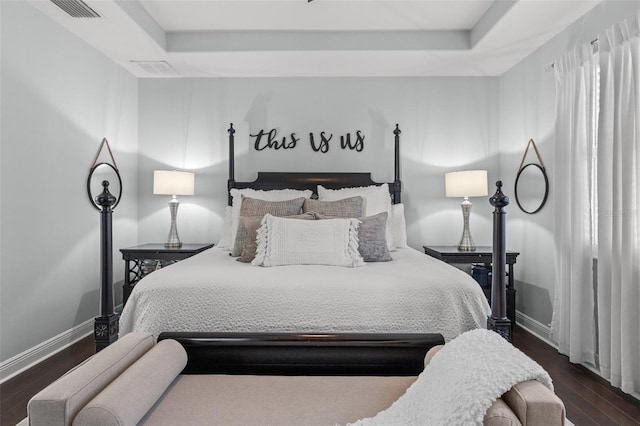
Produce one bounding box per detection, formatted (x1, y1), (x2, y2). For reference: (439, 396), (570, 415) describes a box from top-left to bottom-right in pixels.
(131, 61), (179, 77)
(50, 0), (100, 18)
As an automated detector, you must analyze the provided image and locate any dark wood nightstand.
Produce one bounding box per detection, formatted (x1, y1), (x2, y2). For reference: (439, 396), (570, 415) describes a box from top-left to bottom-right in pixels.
(423, 245), (520, 327)
(120, 243), (214, 306)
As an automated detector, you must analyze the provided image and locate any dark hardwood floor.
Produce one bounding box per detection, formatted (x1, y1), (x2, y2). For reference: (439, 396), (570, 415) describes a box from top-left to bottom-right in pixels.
(0, 335), (94, 426)
(511, 327), (640, 425)
(1, 328), (639, 425)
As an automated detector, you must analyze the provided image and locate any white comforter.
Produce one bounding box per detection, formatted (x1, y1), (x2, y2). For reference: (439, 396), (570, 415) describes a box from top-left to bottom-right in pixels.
(119, 247), (491, 341)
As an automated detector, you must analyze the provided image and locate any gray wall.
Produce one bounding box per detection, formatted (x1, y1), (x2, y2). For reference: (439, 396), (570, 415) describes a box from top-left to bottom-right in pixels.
(498, 1), (640, 332)
(0, 1), (138, 362)
(137, 77), (500, 250)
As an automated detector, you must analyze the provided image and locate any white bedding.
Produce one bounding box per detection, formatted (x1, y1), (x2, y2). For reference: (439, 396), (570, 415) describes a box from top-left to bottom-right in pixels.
(119, 247), (491, 341)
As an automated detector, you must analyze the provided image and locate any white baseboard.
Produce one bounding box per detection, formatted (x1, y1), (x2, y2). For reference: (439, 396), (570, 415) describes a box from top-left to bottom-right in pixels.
(0, 319), (94, 384)
(1, 304), (124, 384)
(516, 310), (558, 348)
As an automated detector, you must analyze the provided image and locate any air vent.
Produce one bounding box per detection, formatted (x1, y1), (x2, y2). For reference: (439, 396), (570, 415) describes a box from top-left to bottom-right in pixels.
(130, 61), (179, 77)
(50, 0), (100, 18)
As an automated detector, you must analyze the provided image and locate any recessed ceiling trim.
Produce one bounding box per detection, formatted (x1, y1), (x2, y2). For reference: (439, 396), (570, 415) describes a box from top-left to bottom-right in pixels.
(470, 0), (517, 48)
(167, 30), (470, 53)
(115, 0), (166, 49)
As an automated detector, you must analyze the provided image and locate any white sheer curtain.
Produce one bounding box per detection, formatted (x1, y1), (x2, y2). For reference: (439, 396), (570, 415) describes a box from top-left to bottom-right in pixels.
(597, 12), (640, 396)
(550, 43), (598, 364)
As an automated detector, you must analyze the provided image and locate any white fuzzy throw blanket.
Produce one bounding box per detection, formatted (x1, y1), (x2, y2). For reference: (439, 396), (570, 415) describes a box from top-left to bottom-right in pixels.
(350, 329), (553, 426)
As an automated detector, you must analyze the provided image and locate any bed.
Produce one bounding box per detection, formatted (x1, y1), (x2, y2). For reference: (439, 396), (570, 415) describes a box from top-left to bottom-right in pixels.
(119, 124), (492, 344)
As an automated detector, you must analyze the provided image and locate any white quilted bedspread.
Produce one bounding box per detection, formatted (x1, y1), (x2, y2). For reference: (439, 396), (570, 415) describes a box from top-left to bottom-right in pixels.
(119, 247), (491, 341)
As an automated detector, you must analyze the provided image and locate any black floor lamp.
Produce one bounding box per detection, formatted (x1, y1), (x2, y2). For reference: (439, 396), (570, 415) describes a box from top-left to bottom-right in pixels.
(87, 138), (122, 352)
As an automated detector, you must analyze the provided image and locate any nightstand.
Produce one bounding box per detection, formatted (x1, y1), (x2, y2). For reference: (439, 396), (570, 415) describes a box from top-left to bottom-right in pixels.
(423, 245), (520, 327)
(120, 243), (214, 306)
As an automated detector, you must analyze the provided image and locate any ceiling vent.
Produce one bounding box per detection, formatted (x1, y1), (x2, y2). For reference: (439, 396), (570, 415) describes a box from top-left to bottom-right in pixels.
(130, 61), (179, 77)
(50, 0), (100, 18)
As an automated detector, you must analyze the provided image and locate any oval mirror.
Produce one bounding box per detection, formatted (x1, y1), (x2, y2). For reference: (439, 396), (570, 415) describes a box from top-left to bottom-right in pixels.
(87, 163), (122, 210)
(514, 163), (548, 214)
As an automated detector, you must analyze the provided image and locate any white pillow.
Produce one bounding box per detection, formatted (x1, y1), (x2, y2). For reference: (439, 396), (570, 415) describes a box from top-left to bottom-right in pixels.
(318, 184), (394, 249)
(389, 203), (408, 249)
(229, 188), (313, 253)
(216, 206), (233, 250)
(252, 214), (364, 267)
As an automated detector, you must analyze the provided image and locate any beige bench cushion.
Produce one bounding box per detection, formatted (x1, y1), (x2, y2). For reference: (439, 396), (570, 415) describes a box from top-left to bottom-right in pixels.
(28, 332), (154, 426)
(73, 339), (187, 426)
(502, 380), (566, 426)
(140, 375), (417, 426)
(484, 398), (523, 426)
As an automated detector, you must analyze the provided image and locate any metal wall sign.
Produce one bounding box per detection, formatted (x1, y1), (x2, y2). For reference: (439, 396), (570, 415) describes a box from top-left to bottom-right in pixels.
(250, 128), (365, 153)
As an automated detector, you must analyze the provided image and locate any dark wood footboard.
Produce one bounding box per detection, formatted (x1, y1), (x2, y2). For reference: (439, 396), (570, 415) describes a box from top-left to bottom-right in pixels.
(158, 332), (444, 376)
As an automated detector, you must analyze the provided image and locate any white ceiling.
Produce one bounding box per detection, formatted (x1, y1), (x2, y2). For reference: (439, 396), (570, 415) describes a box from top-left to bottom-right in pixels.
(28, 0), (602, 78)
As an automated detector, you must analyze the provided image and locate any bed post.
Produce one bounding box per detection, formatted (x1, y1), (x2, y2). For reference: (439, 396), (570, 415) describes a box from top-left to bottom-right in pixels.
(94, 181), (119, 352)
(393, 124), (402, 204)
(227, 123), (235, 206)
(487, 180), (511, 341)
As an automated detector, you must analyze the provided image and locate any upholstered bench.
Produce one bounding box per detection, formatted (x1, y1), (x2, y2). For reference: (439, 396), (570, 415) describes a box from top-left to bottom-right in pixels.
(27, 331), (565, 425)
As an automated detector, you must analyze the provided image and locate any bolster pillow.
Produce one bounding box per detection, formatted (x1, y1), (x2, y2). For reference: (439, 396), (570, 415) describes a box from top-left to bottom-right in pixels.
(28, 332), (154, 426)
(72, 339), (187, 426)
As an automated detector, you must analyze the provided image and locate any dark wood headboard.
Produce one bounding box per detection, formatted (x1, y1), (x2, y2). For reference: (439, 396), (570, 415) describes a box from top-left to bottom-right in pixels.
(226, 123), (402, 205)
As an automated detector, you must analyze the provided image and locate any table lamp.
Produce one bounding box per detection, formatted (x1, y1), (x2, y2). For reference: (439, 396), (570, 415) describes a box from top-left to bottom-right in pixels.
(153, 170), (195, 248)
(445, 170), (488, 252)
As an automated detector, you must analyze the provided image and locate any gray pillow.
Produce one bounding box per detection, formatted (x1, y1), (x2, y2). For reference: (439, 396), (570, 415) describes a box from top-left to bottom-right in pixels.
(231, 196), (306, 256)
(237, 213), (315, 263)
(314, 211), (391, 262)
(303, 196), (364, 218)
(240, 195), (306, 217)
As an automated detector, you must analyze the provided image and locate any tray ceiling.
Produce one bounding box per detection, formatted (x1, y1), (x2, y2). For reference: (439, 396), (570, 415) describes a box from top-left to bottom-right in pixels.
(28, 0), (602, 77)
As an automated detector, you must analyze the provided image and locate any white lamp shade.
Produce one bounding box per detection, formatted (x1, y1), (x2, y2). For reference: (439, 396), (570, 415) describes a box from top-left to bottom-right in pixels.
(153, 170), (195, 196)
(445, 170), (488, 198)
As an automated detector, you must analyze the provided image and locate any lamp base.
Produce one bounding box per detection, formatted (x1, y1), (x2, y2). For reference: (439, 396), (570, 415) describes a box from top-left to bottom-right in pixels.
(457, 197), (476, 251)
(165, 196), (182, 248)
